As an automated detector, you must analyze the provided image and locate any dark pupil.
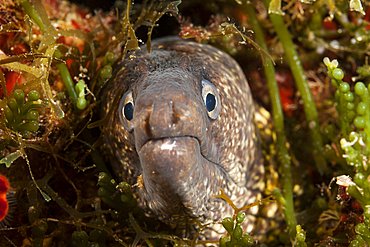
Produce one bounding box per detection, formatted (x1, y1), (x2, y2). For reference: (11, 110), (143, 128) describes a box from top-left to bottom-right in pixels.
(206, 93), (216, 112)
(124, 102), (134, 121)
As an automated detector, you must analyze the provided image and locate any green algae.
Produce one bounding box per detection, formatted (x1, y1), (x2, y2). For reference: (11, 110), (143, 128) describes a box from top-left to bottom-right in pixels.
(2, 0), (370, 246)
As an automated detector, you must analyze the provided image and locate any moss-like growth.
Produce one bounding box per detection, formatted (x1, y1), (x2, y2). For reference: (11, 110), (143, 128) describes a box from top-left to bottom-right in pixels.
(324, 57), (370, 246)
(98, 172), (142, 218)
(4, 89), (42, 138)
(219, 212), (254, 247)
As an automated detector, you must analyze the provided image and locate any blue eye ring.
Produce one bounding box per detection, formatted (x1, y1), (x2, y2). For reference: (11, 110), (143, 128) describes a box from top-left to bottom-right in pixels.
(118, 90), (134, 131)
(201, 79), (221, 119)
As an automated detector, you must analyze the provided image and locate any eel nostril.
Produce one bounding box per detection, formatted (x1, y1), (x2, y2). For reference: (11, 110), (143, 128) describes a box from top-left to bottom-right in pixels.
(129, 107), (151, 130)
(173, 102), (191, 118)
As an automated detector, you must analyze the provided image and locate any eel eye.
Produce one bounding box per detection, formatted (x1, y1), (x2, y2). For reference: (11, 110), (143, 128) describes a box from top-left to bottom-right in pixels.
(119, 90), (134, 131)
(124, 102), (134, 121)
(206, 93), (216, 112)
(201, 79), (221, 119)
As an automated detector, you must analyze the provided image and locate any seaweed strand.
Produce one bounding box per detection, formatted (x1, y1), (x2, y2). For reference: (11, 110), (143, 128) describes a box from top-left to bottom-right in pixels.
(263, 0), (327, 175)
(20, 0), (95, 111)
(244, 2), (297, 238)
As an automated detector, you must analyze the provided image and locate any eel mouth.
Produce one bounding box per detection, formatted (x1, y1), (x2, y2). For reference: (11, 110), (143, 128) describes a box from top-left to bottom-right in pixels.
(138, 136), (206, 191)
(139, 136), (199, 154)
(138, 133), (200, 149)
(137, 136), (208, 223)
(138, 135), (217, 175)
(139, 136), (202, 163)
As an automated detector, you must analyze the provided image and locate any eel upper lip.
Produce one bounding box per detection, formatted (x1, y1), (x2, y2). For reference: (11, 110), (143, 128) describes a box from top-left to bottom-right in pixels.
(139, 135), (199, 152)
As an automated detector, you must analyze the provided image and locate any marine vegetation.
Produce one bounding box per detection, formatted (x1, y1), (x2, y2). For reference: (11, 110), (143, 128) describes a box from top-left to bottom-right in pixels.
(0, 0), (370, 246)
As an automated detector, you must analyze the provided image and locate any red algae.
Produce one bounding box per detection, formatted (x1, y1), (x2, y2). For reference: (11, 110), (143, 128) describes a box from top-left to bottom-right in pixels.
(0, 174), (9, 222)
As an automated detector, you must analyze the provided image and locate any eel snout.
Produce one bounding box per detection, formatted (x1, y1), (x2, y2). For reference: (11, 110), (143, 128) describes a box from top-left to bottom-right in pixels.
(123, 68), (215, 224)
(132, 69), (208, 153)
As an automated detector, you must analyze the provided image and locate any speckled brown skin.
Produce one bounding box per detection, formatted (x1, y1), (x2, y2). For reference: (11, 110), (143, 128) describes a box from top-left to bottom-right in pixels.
(103, 37), (265, 238)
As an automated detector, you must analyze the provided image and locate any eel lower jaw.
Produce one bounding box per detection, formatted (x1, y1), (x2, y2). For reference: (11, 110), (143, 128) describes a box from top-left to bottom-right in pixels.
(137, 136), (219, 226)
(138, 136), (203, 184)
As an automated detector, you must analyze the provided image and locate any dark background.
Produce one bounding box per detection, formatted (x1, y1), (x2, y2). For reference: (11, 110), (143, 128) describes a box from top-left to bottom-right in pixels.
(67, 0), (215, 40)
(70, 0), (116, 11)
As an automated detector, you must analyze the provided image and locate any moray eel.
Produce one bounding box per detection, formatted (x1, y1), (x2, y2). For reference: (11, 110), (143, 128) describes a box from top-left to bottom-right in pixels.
(103, 37), (265, 238)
